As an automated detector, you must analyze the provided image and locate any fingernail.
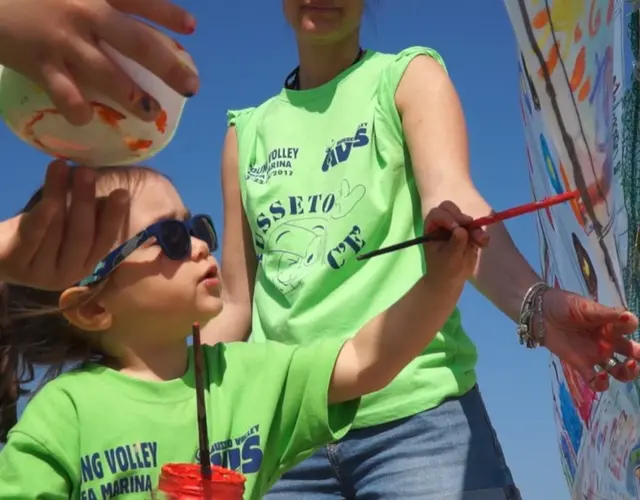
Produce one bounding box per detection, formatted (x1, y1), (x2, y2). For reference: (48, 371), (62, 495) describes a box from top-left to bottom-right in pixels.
(620, 313), (631, 323)
(426, 222), (438, 233)
(183, 15), (196, 34)
(140, 94), (152, 112)
(629, 360), (637, 370)
(140, 93), (160, 114)
(597, 371), (608, 381)
(183, 75), (199, 97)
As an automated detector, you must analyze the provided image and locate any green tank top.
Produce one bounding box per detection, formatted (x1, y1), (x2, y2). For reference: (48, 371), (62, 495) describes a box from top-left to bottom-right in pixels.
(228, 47), (477, 428)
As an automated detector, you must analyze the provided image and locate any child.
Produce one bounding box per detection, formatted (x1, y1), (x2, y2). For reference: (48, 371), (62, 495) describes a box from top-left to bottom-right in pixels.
(0, 165), (484, 500)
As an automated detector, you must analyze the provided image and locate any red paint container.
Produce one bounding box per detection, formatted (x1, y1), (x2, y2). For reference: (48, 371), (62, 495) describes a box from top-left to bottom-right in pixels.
(153, 463), (246, 500)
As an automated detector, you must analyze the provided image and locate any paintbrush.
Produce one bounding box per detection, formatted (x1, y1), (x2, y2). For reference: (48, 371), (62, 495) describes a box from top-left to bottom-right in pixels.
(192, 322), (212, 485)
(357, 191), (579, 260)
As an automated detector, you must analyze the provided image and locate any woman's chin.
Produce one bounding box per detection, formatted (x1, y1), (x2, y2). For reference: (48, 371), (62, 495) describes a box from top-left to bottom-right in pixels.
(298, 19), (343, 40)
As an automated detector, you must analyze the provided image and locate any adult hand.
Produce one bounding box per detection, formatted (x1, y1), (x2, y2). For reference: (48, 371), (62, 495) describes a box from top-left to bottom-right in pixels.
(540, 288), (640, 392)
(0, 161), (128, 290)
(0, 0), (199, 126)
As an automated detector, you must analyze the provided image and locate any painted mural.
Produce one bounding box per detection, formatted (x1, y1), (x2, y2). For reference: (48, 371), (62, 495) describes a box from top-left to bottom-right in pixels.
(503, 0), (640, 498)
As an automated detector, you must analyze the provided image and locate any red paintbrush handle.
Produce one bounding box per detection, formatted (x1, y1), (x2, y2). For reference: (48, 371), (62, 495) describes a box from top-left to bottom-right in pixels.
(468, 191), (578, 229)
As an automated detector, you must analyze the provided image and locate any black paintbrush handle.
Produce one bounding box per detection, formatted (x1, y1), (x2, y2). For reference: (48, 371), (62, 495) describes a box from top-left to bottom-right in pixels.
(192, 323), (212, 480)
(356, 228), (451, 260)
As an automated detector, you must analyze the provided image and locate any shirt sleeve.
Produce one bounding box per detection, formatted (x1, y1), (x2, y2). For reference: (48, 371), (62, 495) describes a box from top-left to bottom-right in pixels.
(0, 381), (78, 498)
(0, 431), (70, 499)
(227, 107), (255, 128)
(376, 46), (448, 145)
(270, 338), (360, 479)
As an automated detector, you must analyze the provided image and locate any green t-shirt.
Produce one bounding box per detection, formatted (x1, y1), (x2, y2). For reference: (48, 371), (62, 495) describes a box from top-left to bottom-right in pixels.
(0, 340), (357, 500)
(229, 46), (478, 429)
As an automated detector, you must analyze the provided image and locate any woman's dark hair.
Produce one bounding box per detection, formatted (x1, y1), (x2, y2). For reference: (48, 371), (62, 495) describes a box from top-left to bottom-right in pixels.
(0, 165), (165, 443)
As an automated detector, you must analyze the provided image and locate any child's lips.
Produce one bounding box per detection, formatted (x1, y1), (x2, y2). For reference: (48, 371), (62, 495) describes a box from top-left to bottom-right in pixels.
(199, 265), (220, 288)
(201, 276), (221, 289)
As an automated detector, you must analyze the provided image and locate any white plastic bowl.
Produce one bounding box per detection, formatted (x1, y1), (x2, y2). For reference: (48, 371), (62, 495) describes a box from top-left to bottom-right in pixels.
(0, 32), (195, 167)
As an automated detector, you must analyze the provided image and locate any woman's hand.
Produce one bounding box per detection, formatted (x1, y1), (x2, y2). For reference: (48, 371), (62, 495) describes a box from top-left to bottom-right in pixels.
(423, 201), (489, 291)
(0, 161), (127, 290)
(540, 288), (640, 392)
(0, 0), (199, 125)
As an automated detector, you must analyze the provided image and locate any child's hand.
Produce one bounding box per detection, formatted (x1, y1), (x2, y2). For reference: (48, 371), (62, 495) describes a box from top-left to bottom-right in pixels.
(423, 201), (489, 290)
(0, 161), (127, 290)
(330, 201), (490, 405)
(0, 0), (198, 126)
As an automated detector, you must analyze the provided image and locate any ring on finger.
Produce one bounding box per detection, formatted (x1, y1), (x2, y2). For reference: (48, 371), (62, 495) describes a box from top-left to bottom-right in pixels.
(614, 353), (627, 363)
(601, 358), (618, 373)
(589, 364), (604, 383)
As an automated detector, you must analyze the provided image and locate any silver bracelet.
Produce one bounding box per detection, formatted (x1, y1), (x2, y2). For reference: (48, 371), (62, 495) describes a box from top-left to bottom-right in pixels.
(516, 282), (549, 348)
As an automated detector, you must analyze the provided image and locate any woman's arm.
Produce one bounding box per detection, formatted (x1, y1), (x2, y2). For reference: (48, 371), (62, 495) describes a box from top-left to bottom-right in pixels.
(201, 127), (257, 344)
(395, 55), (540, 322)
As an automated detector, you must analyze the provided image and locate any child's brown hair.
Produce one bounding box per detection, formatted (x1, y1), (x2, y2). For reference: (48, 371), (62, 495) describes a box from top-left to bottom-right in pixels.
(0, 165), (166, 442)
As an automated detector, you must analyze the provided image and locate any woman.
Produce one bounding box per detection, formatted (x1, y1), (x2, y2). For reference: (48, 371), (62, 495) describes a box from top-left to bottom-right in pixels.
(0, 1), (636, 498)
(203, 1), (640, 499)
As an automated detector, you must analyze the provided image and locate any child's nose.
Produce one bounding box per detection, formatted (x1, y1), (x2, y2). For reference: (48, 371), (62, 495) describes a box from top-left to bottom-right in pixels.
(191, 237), (210, 260)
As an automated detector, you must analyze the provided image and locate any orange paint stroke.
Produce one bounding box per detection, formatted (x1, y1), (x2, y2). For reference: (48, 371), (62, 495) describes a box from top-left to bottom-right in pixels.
(574, 24), (583, 43)
(23, 109), (62, 142)
(155, 109), (168, 134)
(578, 79), (591, 102)
(90, 101), (126, 129)
(559, 162), (586, 226)
(532, 9), (549, 30)
(570, 46), (586, 92)
(125, 138), (153, 152)
(538, 42), (560, 78)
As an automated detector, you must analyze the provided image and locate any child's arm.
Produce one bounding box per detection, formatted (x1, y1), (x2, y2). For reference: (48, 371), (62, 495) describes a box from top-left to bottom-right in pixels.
(328, 273), (461, 404)
(329, 203), (486, 404)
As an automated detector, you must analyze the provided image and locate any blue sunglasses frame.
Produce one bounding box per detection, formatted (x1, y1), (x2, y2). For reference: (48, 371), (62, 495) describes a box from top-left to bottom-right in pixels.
(79, 214), (218, 286)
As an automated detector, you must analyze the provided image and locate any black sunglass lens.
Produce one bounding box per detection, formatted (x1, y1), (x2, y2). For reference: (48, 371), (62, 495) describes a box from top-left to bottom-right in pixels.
(192, 216), (217, 251)
(159, 220), (190, 259)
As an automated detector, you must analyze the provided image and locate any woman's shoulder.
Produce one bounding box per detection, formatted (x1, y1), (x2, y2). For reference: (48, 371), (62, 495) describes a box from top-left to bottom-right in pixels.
(372, 46), (447, 73)
(227, 93), (281, 131)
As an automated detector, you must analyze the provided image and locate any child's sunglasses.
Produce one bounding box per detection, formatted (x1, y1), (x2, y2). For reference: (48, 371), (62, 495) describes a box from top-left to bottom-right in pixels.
(79, 214), (218, 286)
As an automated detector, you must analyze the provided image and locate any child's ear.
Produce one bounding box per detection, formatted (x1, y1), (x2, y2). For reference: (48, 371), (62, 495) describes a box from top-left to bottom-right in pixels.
(59, 286), (113, 332)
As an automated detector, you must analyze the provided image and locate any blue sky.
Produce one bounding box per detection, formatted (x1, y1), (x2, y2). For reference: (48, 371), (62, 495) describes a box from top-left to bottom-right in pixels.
(0, 1), (570, 498)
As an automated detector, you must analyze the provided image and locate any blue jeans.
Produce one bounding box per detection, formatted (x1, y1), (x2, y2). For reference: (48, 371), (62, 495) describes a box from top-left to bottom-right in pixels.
(265, 386), (521, 499)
